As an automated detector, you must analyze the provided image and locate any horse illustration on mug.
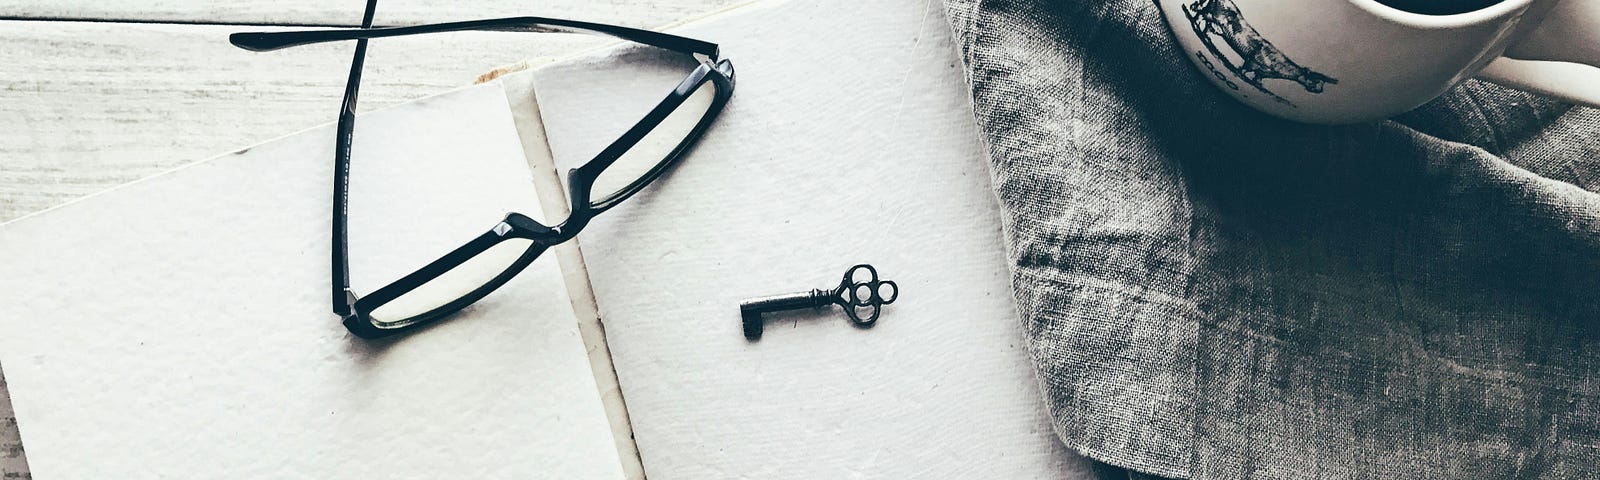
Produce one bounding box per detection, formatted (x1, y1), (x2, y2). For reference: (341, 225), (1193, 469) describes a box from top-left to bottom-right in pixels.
(1182, 0), (1337, 105)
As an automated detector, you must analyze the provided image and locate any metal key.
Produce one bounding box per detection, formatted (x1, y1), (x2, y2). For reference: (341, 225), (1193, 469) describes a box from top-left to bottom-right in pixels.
(740, 264), (899, 341)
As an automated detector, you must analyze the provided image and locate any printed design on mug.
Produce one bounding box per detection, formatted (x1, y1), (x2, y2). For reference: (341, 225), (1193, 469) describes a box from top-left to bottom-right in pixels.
(1182, 0), (1338, 106)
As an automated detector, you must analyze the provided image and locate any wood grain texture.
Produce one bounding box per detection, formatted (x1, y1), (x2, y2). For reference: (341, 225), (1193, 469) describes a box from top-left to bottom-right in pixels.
(0, 21), (644, 223)
(0, 1), (745, 27)
(0, 1), (744, 224)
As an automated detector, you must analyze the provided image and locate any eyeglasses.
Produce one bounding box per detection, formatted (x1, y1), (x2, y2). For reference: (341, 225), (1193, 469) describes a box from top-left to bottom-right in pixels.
(230, 0), (735, 339)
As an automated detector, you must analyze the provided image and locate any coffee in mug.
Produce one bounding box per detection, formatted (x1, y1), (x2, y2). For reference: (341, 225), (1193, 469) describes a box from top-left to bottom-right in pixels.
(1375, 0), (1503, 16)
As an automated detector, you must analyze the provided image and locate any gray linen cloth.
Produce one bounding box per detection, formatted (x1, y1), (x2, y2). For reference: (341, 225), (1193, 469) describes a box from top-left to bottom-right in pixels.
(940, 0), (1600, 478)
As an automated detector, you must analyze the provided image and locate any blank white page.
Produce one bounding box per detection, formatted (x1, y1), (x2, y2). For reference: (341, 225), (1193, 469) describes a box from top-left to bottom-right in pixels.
(0, 84), (623, 479)
(534, 0), (1084, 478)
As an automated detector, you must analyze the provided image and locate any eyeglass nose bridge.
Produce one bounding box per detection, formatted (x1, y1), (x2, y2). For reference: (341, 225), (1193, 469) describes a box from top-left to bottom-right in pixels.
(501, 212), (569, 243)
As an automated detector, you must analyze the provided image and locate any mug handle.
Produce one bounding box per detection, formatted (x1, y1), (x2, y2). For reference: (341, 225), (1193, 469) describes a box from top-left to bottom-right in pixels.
(1476, 0), (1600, 108)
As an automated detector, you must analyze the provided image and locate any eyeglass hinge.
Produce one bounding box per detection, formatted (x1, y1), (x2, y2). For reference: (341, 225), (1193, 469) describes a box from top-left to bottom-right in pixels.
(694, 50), (720, 66)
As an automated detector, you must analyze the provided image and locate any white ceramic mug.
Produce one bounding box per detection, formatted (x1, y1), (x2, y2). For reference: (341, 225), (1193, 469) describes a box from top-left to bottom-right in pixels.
(1155, 0), (1600, 124)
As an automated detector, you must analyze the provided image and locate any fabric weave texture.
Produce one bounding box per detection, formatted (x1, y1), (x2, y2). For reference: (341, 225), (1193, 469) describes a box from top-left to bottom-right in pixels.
(940, 1), (1600, 478)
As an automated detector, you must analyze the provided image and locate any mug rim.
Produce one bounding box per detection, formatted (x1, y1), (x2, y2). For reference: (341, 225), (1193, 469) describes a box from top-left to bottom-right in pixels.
(1348, 0), (1531, 29)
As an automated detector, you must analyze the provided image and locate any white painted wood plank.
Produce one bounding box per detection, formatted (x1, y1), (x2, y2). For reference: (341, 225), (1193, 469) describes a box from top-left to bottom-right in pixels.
(0, 21), (618, 223)
(0, 1), (744, 27)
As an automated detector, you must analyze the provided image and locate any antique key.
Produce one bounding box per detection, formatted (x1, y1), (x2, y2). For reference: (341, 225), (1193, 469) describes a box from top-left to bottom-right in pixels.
(740, 264), (899, 340)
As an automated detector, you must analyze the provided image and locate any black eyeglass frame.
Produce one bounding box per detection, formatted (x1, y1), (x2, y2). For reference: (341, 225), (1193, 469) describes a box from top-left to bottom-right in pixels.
(231, 11), (735, 339)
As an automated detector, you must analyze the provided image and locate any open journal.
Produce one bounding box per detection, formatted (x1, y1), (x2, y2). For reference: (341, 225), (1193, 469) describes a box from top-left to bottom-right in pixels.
(0, 0), (1089, 478)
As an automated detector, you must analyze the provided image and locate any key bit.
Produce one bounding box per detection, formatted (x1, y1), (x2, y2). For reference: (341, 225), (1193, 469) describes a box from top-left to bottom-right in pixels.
(740, 264), (899, 341)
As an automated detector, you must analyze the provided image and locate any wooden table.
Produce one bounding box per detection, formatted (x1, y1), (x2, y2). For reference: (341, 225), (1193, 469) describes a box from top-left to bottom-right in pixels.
(0, 2), (741, 477)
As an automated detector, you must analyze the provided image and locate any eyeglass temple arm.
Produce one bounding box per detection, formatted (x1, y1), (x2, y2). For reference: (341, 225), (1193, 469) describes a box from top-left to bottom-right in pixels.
(330, 0), (378, 317)
(229, 17), (720, 59)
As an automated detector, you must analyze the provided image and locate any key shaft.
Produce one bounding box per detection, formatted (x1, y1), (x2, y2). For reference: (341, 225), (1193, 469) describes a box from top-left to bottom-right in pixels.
(740, 288), (834, 340)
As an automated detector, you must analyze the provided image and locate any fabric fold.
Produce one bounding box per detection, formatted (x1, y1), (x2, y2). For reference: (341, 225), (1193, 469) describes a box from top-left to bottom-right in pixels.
(941, 0), (1600, 478)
